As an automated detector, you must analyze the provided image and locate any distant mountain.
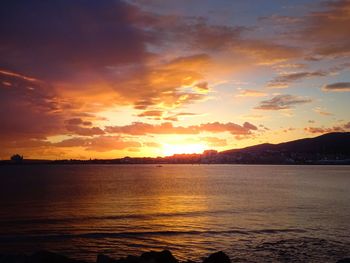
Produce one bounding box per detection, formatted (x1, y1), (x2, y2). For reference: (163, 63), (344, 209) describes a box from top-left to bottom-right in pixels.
(221, 132), (350, 155)
(218, 132), (350, 164)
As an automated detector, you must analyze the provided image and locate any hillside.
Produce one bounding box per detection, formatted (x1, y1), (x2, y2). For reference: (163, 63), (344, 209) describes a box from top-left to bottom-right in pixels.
(222, 133), (350, 155)
(219, 132), (350, 164)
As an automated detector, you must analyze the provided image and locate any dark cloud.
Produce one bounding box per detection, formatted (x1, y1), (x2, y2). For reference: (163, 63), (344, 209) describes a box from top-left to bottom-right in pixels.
(195, 82), (209, 91)
(0, 70), (66, 141)
(322, 82), (350, 92)
(65, 118), (92, 126)
(187, 21), (246, 50)
(0, 0), (150, 81)
(255, 94), (312, 110)
(300, 0), (350, 58)
(267, 70), (327, 88)
(258, 15), (302, 25)
(65, 125), (105, 137)
(140, 12), (301, 64)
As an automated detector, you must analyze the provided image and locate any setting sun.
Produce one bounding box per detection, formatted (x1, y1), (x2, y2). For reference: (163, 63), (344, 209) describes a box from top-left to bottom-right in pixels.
(162, 143), (207, 156)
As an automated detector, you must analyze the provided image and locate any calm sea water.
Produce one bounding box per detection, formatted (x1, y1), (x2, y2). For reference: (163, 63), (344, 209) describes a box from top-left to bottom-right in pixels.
(0, 165), (349, 262)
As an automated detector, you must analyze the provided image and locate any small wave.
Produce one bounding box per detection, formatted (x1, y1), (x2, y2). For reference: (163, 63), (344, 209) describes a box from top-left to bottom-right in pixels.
(0, 228), (306, 242)
(250, 228), (307, 234)
(0, 210), (234, 225)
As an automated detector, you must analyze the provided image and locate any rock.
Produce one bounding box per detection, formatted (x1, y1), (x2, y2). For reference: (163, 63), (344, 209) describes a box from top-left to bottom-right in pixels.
(337, 259), (350, 263)
(27, 251), (86, 263)
(97, 254), (118, 263)
(202, 251), (231, 263)
(121, 255), (140, 263)
(140, 250), (178, 263)
(0, 254), (27, 263)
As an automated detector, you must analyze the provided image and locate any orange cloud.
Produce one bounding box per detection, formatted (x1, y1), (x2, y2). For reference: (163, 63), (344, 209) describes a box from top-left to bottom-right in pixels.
(304, 121), (350, 134)
(54, 136), (141, 152)
(137, 110), (164, 118)
(236, 89), (267, 97)
(304, 126), (345, 134)
(105, 121), (257, 135)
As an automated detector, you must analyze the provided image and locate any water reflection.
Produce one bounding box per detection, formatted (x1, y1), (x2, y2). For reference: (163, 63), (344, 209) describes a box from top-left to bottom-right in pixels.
(0, 165), (349, 262)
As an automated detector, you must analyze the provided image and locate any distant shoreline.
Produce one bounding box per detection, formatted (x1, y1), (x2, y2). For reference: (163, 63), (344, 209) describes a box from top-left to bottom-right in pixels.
(2, 132), (350, 165)
(1, 161), (350, 165)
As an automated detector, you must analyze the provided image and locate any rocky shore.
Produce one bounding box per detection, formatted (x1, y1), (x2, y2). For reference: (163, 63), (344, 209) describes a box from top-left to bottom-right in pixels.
(0, 250), (349, 263)
(0, 250), (230, 263)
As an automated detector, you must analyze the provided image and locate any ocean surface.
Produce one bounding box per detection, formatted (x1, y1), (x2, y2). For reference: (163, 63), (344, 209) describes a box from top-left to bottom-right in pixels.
(0, 165), (349, 262)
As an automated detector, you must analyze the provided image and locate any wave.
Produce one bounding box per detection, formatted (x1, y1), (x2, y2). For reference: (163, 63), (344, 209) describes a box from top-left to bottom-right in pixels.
(0, 210), (235, 225)
(0, 228), (307, 242)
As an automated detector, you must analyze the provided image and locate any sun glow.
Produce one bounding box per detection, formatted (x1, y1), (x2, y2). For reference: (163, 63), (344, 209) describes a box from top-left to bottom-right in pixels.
(162, 143), (207, 156)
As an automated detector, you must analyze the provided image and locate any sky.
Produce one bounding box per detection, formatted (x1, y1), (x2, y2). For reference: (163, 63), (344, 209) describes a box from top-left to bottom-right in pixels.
(0, 0), (350, 159)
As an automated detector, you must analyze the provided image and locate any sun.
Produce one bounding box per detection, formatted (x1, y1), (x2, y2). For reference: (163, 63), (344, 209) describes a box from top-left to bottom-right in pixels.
(162, 143), (207, 156)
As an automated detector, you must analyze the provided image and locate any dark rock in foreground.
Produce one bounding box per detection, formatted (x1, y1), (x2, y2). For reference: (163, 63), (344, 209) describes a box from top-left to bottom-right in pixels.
(97, 254), (117, 263)
(97, 250), (179, 263)
(28, 251), (86, 263)
(0, 251), (86, 263)
(0, 250), (229, 263)
(202, 251), (230, 263)
(140, 250), (178, 263)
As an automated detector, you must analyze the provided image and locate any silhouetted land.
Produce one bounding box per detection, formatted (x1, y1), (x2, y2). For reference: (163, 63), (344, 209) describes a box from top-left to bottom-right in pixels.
(2, 132), (350, 165)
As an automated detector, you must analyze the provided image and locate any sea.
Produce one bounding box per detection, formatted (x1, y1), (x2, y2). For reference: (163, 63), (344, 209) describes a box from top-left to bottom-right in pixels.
(0, 164), (349, 262)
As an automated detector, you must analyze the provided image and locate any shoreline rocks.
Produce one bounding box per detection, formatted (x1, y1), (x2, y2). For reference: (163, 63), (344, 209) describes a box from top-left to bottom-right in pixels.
(1, 250), (349, 263)
(1, 250), (227, 263)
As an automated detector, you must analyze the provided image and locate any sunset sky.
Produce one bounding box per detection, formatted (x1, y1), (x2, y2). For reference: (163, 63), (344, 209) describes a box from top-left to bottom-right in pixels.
(1, 0), (350, 159)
